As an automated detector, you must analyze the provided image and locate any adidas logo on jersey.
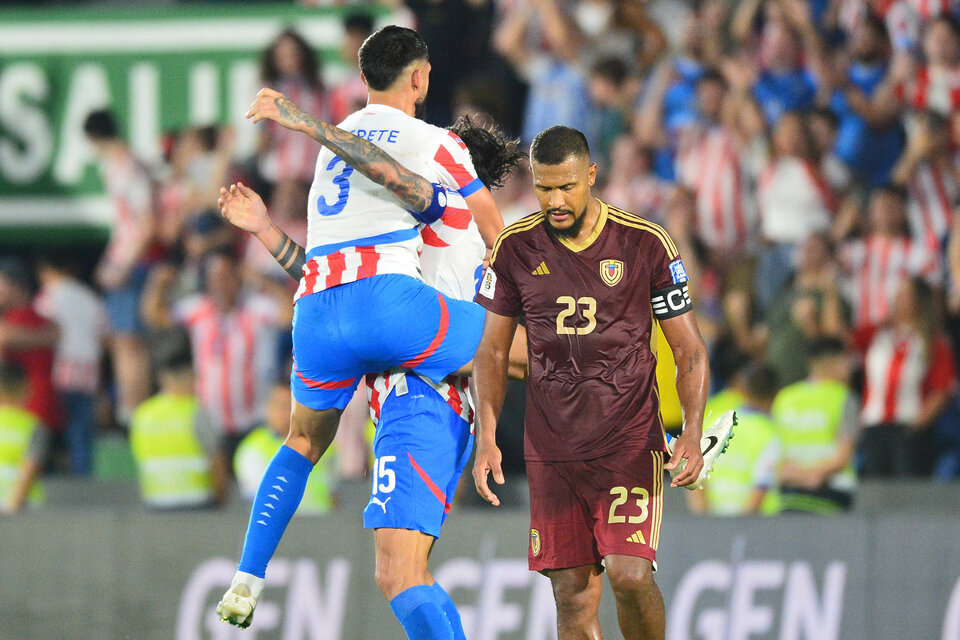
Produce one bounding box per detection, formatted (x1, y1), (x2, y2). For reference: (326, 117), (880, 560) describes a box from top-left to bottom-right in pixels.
(532, 261), (550, 276)
(626, 529), (646, 544)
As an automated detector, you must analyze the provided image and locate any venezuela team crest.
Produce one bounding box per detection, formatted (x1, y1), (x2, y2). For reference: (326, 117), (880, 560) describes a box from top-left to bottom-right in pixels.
(600, 259), (624, 286)
(530, 529), (542, 556)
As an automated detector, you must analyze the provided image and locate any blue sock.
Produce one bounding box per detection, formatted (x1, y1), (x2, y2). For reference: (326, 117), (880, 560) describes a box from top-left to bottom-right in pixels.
(238, 445), (313, 578)
(431, 582), (466, 640)
(389, 585), (454, 640)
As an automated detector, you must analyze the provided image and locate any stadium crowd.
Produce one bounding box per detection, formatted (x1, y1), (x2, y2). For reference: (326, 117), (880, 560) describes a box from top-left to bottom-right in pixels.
(2, 0), (960, 517)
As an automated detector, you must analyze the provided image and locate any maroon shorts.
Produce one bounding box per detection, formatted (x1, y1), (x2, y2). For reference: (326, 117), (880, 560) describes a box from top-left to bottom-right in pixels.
(526, 449), (665, 572)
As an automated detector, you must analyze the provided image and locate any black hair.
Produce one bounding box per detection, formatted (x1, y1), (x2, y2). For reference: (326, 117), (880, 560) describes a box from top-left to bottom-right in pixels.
(261, 28), (323, 89)
(743, 362), (780, 403)
(448, 116), (525, 190)
(810, 107), (839, 129)
(358, 26), (429, 91)
(344, 12), (375, 35)
(83, 110), (118, 140)
(0, 361), (27, 395)
(530, 126), (590, 165)
(157, 343), (194, 375)
(590, 57), (630, 86)
(807, 337), (847, 361)
(861, 12), (890, 43)
(697, 67), (728, 90)
(873, 183), (909, 204)
(195, 125), (219, 152)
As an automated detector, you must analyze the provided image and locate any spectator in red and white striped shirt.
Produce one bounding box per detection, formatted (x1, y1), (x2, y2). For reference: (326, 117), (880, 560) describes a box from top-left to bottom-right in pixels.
(755, 112), (837, 311)
(141, 251), (293, 458)
(892, 110), (959, 252)
(675, 69), (762, 256)
(893, 15), (960, 116)
(857, 277), (957, 477)
(841, 185), (939, 331)
(257, 30), (328, 190)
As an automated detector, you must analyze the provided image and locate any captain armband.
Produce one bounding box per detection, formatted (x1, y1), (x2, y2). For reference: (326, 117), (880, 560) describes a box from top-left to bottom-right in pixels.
(409, 183), (450, 225)
(651, 282), (692, 319)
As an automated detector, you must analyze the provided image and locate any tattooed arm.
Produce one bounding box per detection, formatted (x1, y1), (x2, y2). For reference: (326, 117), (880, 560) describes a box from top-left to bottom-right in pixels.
(246, 87), (436, 213)
(659, 312), (709, 488)
(217, 183), (305, 280)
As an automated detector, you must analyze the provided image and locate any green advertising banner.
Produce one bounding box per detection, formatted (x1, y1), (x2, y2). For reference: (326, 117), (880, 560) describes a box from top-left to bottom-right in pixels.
(0, 3), (384, 233)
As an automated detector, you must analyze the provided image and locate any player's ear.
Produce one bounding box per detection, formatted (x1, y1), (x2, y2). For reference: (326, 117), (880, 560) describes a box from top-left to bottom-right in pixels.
(411, 66), (424, 93)
(588, 162), (598, 187)
(359, 72), (368, 88)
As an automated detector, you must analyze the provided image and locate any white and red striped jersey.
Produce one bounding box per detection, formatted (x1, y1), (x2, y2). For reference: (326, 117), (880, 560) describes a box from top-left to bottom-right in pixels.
(841, 234), (938, 328)
(757, 157), (835, 244)
(675, 126), (757, 252)
(259, 79), (327, 185)
(896, 65), (960, 116)
(298, 104), (482, 299)
(906, 160), (959, 249)
(861, 328), (957, 425)
(173, 294), (282, 434)
(366, 370), (475, 431)
(101, 149), (155, 270)
(840, 0), (957, 51)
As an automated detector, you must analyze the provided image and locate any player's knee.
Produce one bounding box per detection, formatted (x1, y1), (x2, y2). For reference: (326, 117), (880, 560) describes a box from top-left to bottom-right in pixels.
(550, 574), (600, 615)
(606, 559), (656, 597)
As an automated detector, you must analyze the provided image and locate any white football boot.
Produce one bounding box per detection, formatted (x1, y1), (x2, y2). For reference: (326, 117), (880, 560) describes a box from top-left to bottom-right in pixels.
(670, 410), (737, 490)
(217, 571), (265, 629)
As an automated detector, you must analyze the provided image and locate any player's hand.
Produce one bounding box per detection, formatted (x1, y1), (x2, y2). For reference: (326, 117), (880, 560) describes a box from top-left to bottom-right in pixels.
(665, 432), (704, 488)
(218, 182), (270, 235)
(245, 87), (306, 133)
(472, 440), (505, 506)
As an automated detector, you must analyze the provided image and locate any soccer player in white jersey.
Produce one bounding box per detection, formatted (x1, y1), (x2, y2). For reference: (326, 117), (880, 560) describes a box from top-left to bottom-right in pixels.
(217, 27), (509, 640)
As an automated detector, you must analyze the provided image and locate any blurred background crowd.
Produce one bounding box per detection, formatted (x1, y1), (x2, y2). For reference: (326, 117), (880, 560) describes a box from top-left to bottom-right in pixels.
(2, 0), (960, 519)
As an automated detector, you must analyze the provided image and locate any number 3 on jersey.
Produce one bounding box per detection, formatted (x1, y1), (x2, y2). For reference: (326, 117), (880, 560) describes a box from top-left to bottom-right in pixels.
(316, 156), (354, 217)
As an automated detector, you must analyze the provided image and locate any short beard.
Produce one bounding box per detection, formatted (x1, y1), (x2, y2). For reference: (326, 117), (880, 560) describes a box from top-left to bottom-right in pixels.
(414, 98), (427, 120)
(544, 206), (587, 239)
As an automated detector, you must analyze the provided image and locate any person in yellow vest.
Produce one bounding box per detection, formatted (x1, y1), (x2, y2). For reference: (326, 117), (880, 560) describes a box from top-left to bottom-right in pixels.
(0, 362), (48, 514)
(129, 348), (228, 509)
(689, 364), (782, 516)
(234, 381), (336, 514)
(772, 338), (860, 513)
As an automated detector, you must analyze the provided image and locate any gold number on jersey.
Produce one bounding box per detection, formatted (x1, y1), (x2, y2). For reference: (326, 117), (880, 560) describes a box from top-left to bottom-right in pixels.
(608, 486), (650, 524)
(556, 296), (597, 335)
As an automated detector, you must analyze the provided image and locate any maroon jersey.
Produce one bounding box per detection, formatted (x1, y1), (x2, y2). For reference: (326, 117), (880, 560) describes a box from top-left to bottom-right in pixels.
(476, 200), (692, 462)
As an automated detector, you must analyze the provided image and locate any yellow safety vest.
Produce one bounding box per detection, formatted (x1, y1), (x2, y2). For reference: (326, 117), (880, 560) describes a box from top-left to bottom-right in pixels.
(234, 427), (335, 514)
(0, 405), (44, 507)
(704, 409), (781, 516)
(129, 394), (214, 508)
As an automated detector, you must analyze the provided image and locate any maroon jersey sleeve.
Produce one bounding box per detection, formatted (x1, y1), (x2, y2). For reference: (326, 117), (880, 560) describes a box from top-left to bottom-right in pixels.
(475, 233), (523, 317)
(647, 232), (692, 320)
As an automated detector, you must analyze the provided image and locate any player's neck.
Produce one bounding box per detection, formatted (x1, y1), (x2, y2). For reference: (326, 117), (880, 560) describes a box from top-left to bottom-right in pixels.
(570, 197), (602, 245)
(366, 91), (416, 117)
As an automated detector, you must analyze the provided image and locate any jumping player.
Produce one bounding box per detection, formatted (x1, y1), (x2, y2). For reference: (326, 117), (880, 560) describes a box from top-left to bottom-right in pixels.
(471, 126), (713, 640)
(216, 28), (514, 639)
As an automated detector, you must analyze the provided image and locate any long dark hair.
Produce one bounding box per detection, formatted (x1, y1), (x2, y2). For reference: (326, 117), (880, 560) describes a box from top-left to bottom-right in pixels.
(261, 28), (323, 89)
(448, 116), (525, 190)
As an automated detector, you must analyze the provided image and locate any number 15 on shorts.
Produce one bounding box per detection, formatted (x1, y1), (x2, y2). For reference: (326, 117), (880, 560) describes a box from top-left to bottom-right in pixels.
(372, 456), (396, 495)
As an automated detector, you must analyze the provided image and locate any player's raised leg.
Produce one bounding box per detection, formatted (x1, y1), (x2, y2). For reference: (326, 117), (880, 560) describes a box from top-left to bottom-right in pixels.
(218, 399), (341, 628)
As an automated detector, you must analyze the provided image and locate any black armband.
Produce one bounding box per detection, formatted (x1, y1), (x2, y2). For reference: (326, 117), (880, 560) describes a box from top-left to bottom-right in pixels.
(409, 183), (449, 225)
(651, 282), (692, 319)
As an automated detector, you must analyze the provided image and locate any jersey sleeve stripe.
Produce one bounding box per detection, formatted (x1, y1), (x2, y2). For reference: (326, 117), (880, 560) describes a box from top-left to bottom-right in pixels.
(458, 177), (485, 197)
(491, 213), (544, 262)
(607, 210), (679, 259)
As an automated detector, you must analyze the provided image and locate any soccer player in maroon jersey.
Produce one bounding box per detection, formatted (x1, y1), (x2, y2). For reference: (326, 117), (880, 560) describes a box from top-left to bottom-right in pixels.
(472, 126), (709, 640)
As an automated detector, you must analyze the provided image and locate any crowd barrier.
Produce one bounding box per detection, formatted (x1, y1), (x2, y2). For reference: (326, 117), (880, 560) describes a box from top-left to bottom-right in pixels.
(3, 502), (959, 639)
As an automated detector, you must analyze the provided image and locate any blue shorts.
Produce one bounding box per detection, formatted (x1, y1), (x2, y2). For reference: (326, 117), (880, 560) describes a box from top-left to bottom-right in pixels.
(104, 265), (149, 335)
(362, 374), (473, 538)
(291, 274), (484, 411)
